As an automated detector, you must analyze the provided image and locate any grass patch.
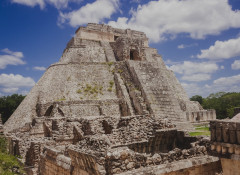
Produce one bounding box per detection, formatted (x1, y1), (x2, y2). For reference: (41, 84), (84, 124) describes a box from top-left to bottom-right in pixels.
(0, 136), (25, 175)
(189, 131), (210, 137)
(56, 98), (66, 101)
(195, 126), (209, 131)
(189, 126), (210, 136)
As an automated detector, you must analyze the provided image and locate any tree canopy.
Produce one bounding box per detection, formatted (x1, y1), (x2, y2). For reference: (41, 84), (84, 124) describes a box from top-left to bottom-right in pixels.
(0, 94), (25, 124)
(191, 92), (240, 119)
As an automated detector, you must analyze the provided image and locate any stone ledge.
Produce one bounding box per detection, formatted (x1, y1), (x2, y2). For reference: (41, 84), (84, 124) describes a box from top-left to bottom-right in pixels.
(117, 155), (220, 175)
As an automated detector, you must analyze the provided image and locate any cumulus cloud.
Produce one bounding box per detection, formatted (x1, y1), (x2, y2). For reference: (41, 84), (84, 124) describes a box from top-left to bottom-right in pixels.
(169, 61), (218, 82)
(232, 60), (240, 70)
(169, 61), (218, 75)
(182, 74), (240, 97)
(182, 74), (211, 82)
(58, 0), (119, 27)
(12, 0), (45, 9)
(199, 74), (240, 96)
(0, 74), (35, 88)
(33, 66), (46, 71)
(181, 83), (202, 97)
(11, 0), (82, 9)
(197, 37), (240, 60)
(0, 48), (25, 69)
(213, 74), (240, 87)
(108, 0), (240, 43)
(1, 88), (19, 93)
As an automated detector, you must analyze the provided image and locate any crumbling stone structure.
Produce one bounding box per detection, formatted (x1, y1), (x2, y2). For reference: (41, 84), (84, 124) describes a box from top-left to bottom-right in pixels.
(210, 119), (240, 175)
(4, 24), (219, 175)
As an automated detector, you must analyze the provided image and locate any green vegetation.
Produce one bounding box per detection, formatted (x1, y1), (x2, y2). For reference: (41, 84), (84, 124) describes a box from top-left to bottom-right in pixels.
(189, 126), (210, 136)
(0, 94), (25, 124)
(76, 89), (82, 94)
(0, 136), (25, 174)
(190, 92), (240, 119)
(117, 69), (123, 73)
(77, 83), (103, 98)
(106, 62), (113, 66)
(56, 98), (66, 101)
(108, 81), (114, 92)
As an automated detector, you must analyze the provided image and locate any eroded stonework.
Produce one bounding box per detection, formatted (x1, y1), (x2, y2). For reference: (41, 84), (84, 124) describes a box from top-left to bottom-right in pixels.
(4, 23), (219, 175)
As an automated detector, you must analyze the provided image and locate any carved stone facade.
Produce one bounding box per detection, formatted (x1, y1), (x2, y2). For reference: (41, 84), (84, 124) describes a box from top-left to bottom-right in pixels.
(4, 24), (219, 174)
(209, 120), (240, 175)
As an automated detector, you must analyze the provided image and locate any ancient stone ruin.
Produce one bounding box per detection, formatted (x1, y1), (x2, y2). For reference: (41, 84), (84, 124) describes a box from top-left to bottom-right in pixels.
(4, 23), (220, 175)
(209, 113), (240, 174)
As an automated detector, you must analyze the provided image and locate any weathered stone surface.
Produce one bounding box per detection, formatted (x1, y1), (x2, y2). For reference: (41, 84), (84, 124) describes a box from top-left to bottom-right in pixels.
(3, 23), (219, 175)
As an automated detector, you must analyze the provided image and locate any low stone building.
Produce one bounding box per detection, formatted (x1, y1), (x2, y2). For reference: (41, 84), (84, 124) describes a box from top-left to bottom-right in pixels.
(4, 23), (219, 175)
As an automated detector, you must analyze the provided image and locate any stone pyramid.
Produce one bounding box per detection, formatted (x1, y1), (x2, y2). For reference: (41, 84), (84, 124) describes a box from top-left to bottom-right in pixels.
(3, 24), (219, 175)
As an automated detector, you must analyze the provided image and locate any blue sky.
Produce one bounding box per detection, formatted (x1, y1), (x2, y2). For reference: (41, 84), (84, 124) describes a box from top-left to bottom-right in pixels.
(0, 0), (240, 97)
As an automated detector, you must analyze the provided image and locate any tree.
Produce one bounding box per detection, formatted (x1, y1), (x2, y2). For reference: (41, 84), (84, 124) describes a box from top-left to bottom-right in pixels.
(190, 95), (203, 105)
(0, 94), (25, 124)
(194, 92), (240, 119)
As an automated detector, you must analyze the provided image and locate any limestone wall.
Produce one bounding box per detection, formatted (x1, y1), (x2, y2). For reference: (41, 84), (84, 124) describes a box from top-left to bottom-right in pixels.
(210, 120), (240, 175)
(76, 28), (114, 42)
(127, 61), (186, 123)
(221, 158), (240, 175)
(39, 147), (72, 175)
(186, 110), (216, 122)
(116, 156), (221, 175)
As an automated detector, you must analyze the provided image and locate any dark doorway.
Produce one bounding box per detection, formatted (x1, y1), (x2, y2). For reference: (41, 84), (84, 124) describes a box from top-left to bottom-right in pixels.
(114, 35), (119, 41)
(130, 49), (141, 60)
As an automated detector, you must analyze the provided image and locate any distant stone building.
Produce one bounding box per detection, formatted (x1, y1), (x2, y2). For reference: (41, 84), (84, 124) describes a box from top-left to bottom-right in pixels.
(4, 24), (219, 175)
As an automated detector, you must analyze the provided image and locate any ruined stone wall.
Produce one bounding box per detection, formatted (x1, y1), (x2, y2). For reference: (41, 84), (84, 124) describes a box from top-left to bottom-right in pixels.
(186, 110), (216, 123)
(117, 156), (221, 175)
(75, 28), (114, 42)
(220, 158), (240, 175)
(61, 40), (107, 63)
(209, 120), (240, 175)
(159, 160), (222, 175)
(127, 61), (186, 123)
(39, 148), (72, 175)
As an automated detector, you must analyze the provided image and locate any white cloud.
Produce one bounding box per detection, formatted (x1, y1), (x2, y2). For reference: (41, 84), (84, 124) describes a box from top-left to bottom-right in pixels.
(201, 74), (240, 96)
(11, 0), (82, 9)
(177, 45), (184, 49)
(182, 73), (211, 82)
(58, 0), (119, 27)
(0, 74), (35, 88)
(182, 74), (240, 97)
(12, 0), (45, 9)
(1, 88), (19, 93)
(220, 65), (225, 69)
(169, 61), (218, 82)
(108, 0), (240, 43)
(169, 61), (218, 75)
(213, 74), (240, 87)
(232, 60), (240, 70)
(0, 48), (25, 69)
(177, 43), (198, 49)
(197, 37), (240, 60)
(181, 83), (202, 97)
(33, 66), (46, 71)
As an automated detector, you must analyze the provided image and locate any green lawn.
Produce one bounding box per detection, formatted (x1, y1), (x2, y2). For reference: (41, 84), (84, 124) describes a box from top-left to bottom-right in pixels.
(189, 126), (210, 136)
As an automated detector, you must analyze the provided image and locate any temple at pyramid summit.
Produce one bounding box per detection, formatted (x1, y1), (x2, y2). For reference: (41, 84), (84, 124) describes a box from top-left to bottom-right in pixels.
(3, 23), (221, 175)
